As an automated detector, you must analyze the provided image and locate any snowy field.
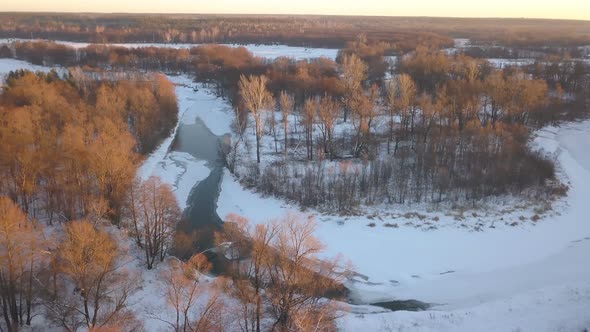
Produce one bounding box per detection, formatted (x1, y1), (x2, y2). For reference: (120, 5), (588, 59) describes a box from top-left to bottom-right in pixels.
(0, 58), (67, 83)
(0, 38), (339, 60)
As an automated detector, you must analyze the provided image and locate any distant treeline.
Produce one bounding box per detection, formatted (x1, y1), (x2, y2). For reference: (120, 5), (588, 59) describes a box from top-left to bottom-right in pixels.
(2, 14), (590, 52)
(0, 13), (454, 52)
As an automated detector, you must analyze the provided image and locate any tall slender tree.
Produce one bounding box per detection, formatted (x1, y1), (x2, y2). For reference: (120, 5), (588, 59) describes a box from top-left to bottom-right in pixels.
(279, 91), (294, 156)
(340, 54), (367, 123)
(238, 75), (275, 164)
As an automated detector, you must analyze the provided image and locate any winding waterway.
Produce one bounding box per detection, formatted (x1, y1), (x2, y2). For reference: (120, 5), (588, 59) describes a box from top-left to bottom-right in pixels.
(172, 116), (229, 252)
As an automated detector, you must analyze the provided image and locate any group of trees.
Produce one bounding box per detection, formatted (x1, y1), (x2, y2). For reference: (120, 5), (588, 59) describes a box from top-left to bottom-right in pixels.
(0, 196), (142, 331)
(155, 254), (227, 332)
(143, 212), (345, 332)
(0, 181), (186, 331)
(2, 40), (347, 109)
(1, 38), (573, 208)
(2, 190), (344, 331)
(0, 70), (186, 330)
(0, 71), (344, 331)
(231, 48), (577, 210)
(0, 196), (44, 330)
(4, 14), (590, 53)
(0, 70), (177, 223)
(125, 177), (182, 270)
(215, 213), (344, 332)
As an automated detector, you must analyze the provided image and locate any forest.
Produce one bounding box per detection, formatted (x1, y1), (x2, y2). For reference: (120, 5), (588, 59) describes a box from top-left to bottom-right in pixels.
(0, 13), (457, 51)
(2, 14), (590, 50)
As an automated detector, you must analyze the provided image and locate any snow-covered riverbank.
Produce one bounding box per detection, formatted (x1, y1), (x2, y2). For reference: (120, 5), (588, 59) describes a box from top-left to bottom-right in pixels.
(216, 120), (590, 331)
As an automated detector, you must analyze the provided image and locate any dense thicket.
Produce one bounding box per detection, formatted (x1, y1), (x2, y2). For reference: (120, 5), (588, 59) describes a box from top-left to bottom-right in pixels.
(0, 70), (177, 222)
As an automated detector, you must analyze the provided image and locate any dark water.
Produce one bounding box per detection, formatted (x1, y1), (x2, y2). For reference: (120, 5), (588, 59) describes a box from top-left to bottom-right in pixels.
(172, 117), (228, 254)
(173, 117), (222, 163)
(370, 299), (431, 312)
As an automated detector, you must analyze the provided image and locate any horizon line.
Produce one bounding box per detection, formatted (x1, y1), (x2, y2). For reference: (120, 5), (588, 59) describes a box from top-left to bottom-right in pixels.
(1, 11), (589, 22)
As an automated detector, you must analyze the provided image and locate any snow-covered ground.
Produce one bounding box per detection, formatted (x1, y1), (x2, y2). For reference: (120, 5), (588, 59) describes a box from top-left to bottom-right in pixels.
(0, 38), (339, 60)
(486, 58), (536, 68)
(217, 119), (590, 331)
(0, 58), (67, 83)
(0, 58), (54, 74)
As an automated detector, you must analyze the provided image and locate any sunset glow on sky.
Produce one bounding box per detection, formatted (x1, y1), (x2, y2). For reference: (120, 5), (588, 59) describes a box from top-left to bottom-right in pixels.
(1, 0), (589, 20)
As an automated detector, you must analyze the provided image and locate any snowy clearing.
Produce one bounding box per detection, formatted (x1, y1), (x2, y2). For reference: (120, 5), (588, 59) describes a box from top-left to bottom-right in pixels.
(0, 58), (66, 83)
(486, 58), (536, 68)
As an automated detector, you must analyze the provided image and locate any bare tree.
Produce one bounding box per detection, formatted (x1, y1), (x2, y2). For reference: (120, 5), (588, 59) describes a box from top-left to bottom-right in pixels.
(221, 214), (277, 332)
(385, 77), (397, 154)
(340, 54), (367, 122)
(266, 214), (343, 332)
(302, 98), (318, 161)
(0, 196), (46, 330)
(123, 178), (142, 247)
(125, 176), (181, 270)
(395, 74), (416, 153)
(350, 84), (379, 157)
(220, 214), (345, 332)
(238, 75), (275, 164)
(317, 95), (339, 159)
(279, 91), (294, 156)
(156, 255), (228, 332)
(48, 220), (141, 331)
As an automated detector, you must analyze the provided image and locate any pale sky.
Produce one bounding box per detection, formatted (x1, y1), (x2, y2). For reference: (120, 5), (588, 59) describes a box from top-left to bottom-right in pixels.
(1, 0), (589, 20)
